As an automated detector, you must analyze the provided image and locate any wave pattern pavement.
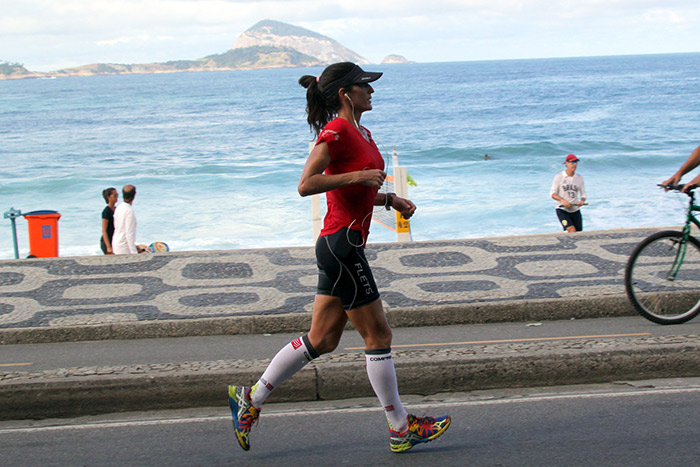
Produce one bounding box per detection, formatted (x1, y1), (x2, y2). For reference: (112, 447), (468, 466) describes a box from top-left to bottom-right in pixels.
(0, 228), (663, 342)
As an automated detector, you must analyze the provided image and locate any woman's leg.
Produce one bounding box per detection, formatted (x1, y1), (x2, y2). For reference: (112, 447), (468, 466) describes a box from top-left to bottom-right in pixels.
(347, 298), (452, 453)
(346, 298), (409, 432)
(250, 294), (347, 407)
(229, 293), (348, 451)
(306, 294), (349, 353)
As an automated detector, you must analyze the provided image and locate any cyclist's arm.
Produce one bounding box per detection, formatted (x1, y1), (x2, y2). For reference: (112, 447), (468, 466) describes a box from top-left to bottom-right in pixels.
(663, 144), (700, 188)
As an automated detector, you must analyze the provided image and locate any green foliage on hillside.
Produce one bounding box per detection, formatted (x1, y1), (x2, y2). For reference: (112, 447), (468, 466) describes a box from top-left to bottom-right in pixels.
(0, 61), (28, 75)
(94, 63), (125, 73)
(204, 46), (320, 68)
(163, 59), (202, 70)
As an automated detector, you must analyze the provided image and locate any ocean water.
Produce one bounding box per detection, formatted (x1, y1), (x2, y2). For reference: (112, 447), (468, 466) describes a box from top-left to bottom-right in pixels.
(1, 53), (699, 259)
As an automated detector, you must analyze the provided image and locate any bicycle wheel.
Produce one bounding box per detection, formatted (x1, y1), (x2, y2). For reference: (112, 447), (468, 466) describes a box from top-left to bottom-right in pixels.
(625, 230), (700, 324)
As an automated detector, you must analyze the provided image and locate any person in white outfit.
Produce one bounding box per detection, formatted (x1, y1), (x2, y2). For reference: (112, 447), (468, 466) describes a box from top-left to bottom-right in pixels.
(112, 185), (140, 254)
(550, 154), (587, 232)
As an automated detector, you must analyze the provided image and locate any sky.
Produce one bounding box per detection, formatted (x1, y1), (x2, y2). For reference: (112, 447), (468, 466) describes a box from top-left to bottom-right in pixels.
(2, 0), (699, 71)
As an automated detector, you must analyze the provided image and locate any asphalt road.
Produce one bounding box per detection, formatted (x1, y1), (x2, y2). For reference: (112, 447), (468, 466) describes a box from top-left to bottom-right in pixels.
(2, 316), (700, 371)
(2, 378), (699, 466)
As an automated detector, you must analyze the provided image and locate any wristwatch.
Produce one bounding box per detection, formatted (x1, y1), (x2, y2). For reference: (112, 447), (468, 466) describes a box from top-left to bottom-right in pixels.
(385, 193), (395, 210)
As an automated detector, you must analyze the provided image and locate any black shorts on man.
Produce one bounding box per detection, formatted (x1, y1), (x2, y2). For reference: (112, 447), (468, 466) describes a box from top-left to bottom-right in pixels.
(555, 208), (583, 231)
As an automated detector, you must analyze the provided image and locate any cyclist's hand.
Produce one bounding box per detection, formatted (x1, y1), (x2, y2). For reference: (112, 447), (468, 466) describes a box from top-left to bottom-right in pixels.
(661, 175), (681, 190)
(682, 174), (700, 193)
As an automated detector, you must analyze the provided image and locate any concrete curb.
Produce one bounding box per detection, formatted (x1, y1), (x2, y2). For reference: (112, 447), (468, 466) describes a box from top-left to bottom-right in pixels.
(0, 294), (636, 345)
(2, 334), (697, 421)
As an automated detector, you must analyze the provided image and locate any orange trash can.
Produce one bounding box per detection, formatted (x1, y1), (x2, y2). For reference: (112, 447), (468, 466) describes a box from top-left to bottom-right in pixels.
(23, 210), (61, 257)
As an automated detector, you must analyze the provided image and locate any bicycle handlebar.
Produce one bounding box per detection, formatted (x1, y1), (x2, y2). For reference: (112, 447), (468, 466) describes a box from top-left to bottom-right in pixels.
(658, 183), (694, 193)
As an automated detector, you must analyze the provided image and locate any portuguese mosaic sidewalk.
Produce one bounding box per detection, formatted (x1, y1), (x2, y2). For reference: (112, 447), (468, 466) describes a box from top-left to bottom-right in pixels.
(2, 227), (700, 420)
(0, 227), (666, 341)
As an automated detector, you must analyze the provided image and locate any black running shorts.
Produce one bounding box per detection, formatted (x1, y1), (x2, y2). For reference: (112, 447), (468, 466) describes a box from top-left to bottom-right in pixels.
(315, 227), (380, 310)
(556, 208), (583, 231)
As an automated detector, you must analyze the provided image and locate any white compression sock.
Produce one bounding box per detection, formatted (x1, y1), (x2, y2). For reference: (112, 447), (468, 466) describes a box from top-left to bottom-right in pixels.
(365, 348), (409, 432)
(250, 335), (318, 408)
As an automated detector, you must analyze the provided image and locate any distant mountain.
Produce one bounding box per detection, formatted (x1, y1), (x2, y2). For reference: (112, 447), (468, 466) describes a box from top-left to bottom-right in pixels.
(233, 20), (370, 65)
(0, 20), (374, 80)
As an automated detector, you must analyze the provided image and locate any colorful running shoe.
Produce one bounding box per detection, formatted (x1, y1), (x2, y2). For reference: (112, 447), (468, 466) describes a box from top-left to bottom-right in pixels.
(389, 413), (451, 453)
(228, 384), (260, 451)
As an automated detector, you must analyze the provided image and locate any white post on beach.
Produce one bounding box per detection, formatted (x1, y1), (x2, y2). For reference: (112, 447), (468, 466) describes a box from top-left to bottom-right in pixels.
(310, 142), (323, 243)
(393, 163), (411, 243)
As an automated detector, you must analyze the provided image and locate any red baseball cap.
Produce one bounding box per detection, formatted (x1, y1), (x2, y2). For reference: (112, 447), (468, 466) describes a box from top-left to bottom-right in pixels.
(565, 154), (580, 163)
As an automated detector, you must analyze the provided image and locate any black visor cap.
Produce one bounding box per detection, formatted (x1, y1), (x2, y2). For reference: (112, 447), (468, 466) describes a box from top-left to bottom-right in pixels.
(323, 65), (382, 99)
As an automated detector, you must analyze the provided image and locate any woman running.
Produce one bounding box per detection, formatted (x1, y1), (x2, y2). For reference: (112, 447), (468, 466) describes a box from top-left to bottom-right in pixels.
(228, 62), (451, 453)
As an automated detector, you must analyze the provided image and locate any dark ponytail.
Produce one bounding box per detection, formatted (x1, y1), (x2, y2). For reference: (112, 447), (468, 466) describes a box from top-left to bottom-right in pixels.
(299, 62), (356, 137)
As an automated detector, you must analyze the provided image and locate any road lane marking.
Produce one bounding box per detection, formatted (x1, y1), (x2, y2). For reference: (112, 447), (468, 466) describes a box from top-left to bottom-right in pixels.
(345, 333), (652, 350)
(0, 363), (32, 367)
(2, 384), (698, 434)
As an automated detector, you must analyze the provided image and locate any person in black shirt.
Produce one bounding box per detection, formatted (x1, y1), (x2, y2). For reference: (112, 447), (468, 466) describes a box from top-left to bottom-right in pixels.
(100, 187), (118, 254)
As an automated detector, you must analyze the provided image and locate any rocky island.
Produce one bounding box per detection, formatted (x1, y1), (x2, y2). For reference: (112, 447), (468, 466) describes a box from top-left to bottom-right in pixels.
(1, 20), (409, 80)
(381, 54), (414, 64)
